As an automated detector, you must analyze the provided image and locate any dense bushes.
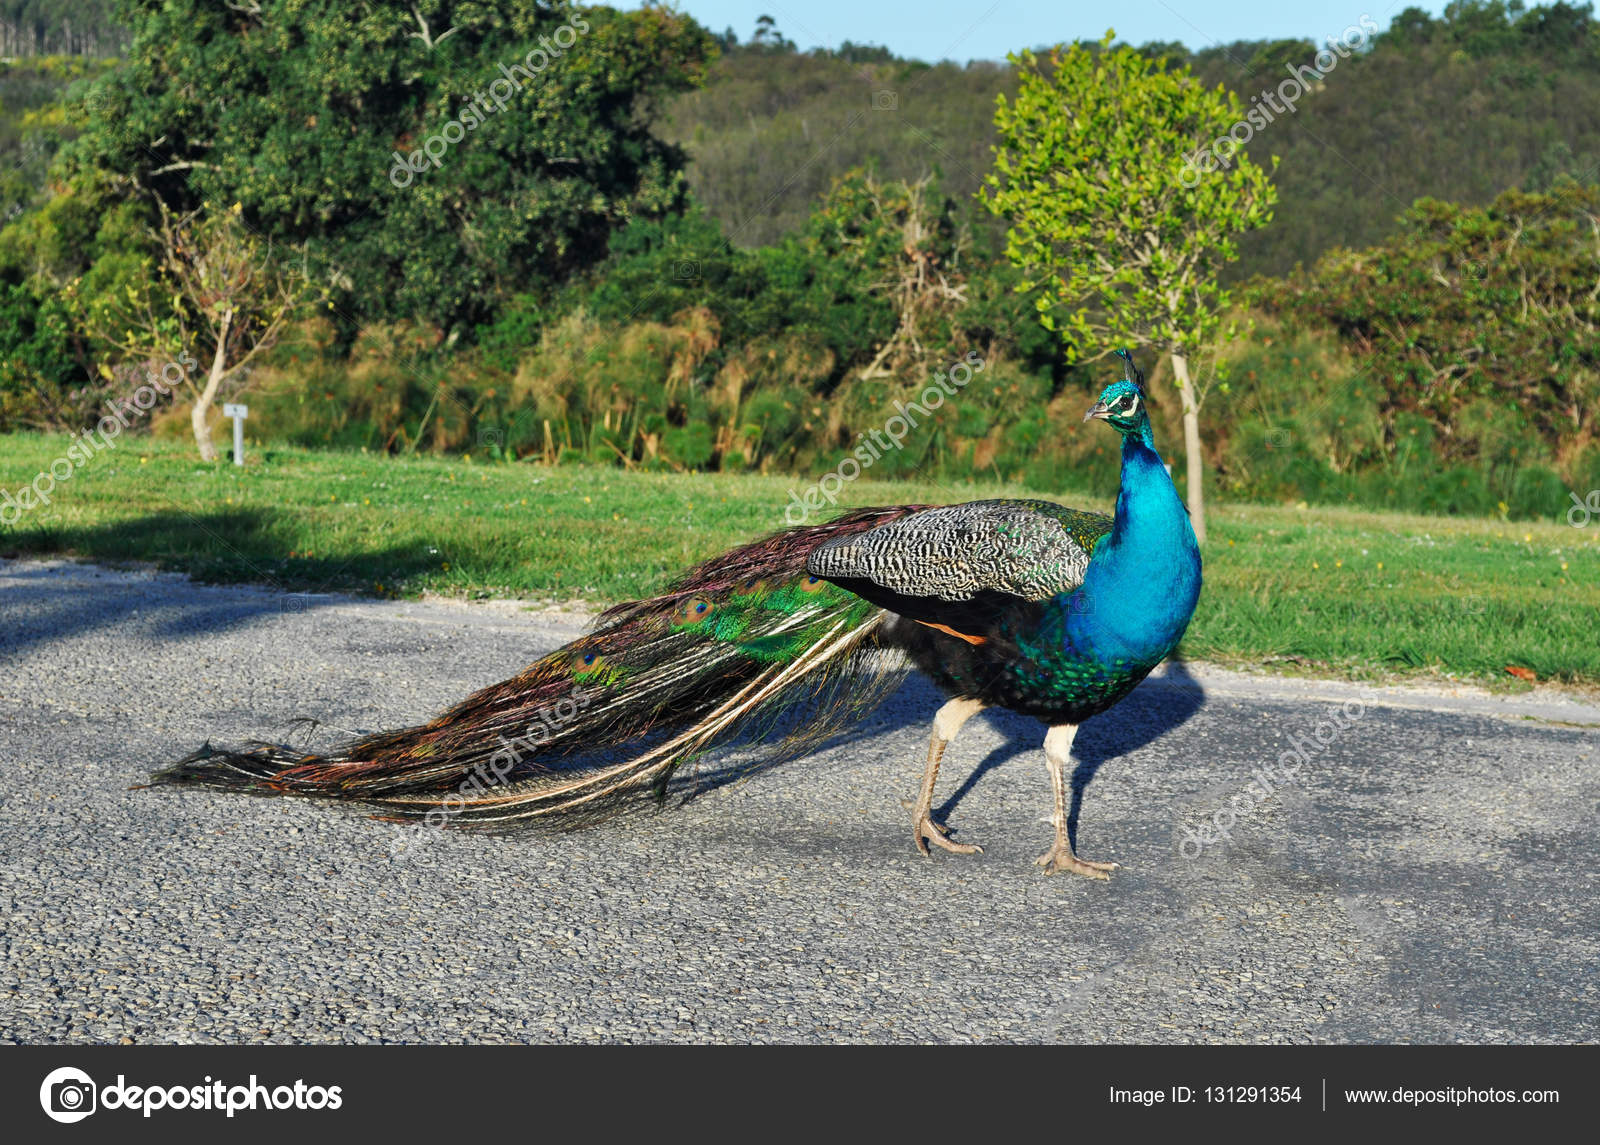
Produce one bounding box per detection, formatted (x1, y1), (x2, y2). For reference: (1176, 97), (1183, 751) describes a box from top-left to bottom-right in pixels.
(0, 276), (80, 427)
(1241, 184), (1600, 517)
(1206, 318), (1594, 519)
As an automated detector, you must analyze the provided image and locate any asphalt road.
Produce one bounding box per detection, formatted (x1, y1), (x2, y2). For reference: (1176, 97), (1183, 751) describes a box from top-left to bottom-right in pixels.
(2, 558), (1597, 1044)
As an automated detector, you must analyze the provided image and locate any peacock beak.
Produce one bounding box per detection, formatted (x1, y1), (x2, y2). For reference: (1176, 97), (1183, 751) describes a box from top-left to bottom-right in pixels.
(1083, 400), (1112, 423)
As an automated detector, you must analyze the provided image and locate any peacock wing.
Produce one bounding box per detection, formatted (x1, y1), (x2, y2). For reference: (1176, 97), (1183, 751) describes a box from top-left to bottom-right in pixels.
(804, 499), (1111, 635)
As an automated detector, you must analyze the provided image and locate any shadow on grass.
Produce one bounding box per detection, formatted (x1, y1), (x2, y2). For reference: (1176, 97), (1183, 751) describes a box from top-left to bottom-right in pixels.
(1, 506), (448, 590)
(0, 508), (449, 661)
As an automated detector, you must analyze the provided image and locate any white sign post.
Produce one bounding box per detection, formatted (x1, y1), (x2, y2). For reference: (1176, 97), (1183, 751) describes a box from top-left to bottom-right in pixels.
(222, 403), (248, 467)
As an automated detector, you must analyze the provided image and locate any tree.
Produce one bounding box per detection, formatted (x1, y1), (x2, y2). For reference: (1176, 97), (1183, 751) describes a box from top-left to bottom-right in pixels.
(66, 0), (717, 335)
(0, 274), (82, 428)
(751, 15), (794, 52)
(1268, 183), (1600, 460)
(804, 170), (969, 381)
(981, 33), (1277, 541)
(75, 202), (320, 460)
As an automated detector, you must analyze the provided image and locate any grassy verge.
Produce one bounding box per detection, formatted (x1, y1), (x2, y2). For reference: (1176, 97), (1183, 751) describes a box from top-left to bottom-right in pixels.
(2, 433), (1596, 686)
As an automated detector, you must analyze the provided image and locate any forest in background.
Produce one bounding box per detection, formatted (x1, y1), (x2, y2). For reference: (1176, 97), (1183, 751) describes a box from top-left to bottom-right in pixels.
(667, 4), (1600, 272)
(7, 4), (1597, 269)
(0, 1), (1595, 523)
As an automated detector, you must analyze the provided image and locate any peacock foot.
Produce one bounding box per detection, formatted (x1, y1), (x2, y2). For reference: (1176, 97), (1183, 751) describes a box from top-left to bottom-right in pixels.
(1035, 844), (1119, 879)
(909, 809), (983, 857)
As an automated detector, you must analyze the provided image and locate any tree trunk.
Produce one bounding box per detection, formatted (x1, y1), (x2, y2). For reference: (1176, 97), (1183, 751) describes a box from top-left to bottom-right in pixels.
(1169, 352), (1207, 545)
(191, 311), (233, 462)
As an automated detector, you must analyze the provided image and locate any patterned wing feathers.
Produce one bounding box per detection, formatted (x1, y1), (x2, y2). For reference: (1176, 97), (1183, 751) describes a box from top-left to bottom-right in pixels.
(805, 499), (1105, 604)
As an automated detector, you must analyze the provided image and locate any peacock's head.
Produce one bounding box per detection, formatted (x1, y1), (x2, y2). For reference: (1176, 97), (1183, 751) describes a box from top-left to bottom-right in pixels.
(1083, 349), (1150, 438)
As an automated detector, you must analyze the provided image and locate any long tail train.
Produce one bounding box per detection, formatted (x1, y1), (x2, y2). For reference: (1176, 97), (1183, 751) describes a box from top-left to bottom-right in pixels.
(146, 506), (923, 829)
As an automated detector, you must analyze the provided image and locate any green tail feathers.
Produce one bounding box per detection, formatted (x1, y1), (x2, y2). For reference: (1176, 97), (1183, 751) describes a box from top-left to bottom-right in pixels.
(148, 507), (919, 830)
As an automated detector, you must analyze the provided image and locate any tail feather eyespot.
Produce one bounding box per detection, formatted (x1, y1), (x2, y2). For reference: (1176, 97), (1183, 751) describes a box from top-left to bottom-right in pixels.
(562, 648), (605, 674)
(672, 597), (717, 625)
(798, 575), (827, 594)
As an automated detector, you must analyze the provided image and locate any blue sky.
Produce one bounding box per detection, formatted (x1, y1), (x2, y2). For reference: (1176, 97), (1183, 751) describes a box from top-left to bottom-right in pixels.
(628, 1), (1451, 61)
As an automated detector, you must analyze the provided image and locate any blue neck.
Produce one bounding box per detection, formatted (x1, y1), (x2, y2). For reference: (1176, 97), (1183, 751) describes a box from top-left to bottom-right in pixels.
(1062, 429), (1202, 667)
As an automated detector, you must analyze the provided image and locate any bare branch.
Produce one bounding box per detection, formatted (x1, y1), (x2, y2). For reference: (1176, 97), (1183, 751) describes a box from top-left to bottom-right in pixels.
(147, 160), (218, 176)
(409, 5), (458, 50)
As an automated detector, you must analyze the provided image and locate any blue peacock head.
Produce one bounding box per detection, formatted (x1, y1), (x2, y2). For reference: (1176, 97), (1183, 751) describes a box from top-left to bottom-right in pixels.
(1083, 349), (1151, 439)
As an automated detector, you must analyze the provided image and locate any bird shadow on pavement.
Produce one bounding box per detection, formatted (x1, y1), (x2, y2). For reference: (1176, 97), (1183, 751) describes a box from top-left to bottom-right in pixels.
(677, 661), (1207, 838)
(933, 659), (1208, 851)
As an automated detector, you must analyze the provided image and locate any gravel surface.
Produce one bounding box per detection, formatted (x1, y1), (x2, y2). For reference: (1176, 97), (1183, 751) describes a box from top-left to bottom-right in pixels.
(2, 558), (1597, 1044)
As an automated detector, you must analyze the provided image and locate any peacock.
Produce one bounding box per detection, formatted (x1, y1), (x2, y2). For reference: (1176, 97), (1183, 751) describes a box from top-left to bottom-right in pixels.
(149, 350), (1202, 878)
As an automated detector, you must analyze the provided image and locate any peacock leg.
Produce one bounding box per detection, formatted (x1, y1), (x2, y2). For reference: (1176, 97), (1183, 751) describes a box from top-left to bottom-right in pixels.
(1035, 723), (1119, 879)
(908, 697), (986, 856)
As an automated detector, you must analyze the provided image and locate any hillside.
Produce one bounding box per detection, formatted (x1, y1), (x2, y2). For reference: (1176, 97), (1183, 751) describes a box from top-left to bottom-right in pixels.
(662, 4), (1600, 274)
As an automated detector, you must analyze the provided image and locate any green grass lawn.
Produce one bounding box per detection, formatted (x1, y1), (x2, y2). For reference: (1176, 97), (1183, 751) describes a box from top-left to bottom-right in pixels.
(2, 432), (1596, 686)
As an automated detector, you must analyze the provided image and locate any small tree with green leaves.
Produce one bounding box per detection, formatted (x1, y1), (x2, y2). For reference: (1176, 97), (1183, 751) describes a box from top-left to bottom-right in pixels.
(75, 201), (321, 461)
(981, 33), (1277, 541)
